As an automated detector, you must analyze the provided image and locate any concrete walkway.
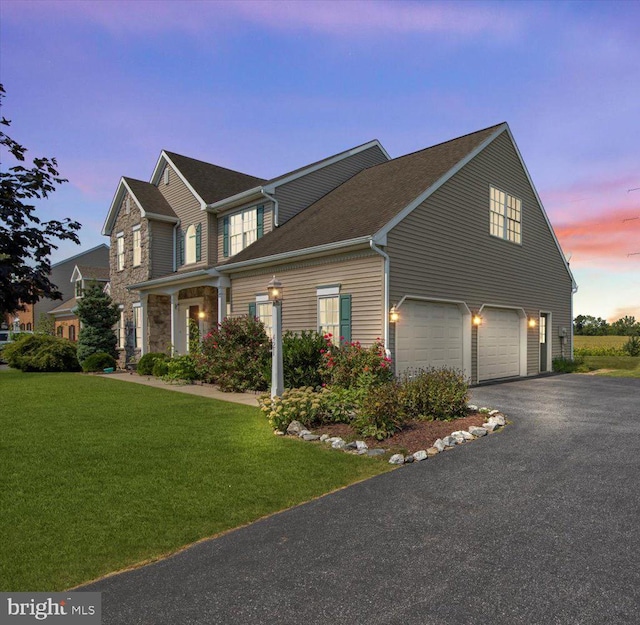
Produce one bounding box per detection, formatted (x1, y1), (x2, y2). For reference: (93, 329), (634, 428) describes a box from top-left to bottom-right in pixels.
(101, 371), (261, 406)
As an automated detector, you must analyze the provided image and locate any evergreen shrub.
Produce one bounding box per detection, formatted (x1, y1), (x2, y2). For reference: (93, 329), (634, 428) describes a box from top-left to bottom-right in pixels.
(3, 334), (80, 372)
(82, 352), (117, 372)
(137, 352), (169, 376)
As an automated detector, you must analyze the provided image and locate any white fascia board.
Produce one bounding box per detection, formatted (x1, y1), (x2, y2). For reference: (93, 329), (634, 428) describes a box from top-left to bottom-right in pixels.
(127, 268), (222, 291)
(151, 151), (207, 209)
(70, 265), (82, 283)
(205, 186), (264, 213)
(502, 126), (578, 291)
(216, 236), (372, 273)
(373, 124), (508, 242)
(145, 212), (179, 224)
(102, 178), (128, 236)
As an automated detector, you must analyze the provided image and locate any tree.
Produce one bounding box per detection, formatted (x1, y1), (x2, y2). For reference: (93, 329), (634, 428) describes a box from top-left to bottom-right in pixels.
(573, 314), (610, 336)
(75, 283), (119, 363)
(610, 316), (639, 336)
(36, 312), (55, 335)
(0, 84), (81, 316)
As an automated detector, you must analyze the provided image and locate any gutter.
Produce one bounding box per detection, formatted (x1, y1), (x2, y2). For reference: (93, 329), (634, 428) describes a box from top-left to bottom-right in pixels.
(260, 188), (279, 227)
(369, 239), (390, 353)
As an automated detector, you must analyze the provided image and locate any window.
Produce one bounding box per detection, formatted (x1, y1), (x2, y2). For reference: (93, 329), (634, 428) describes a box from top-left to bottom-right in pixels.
(56, 326), (63, 337)
(118, 309), (125, 350)
(257, 302), (273, 339)
(164, 166), (170, 185)
(75, 281), (83, 298)
(223, 205), (264, 257)
(133, 226), (141, 266)
(133, 305), (142, 350)
(490, 186), (521, 244)
(178, 224), (201, 266)
(124, 196), (130, 215)
(26, 323), (32, 331)
(317, 289), (351, 344)
(116, 233), (125, 271)
(69, 325), (76, 341)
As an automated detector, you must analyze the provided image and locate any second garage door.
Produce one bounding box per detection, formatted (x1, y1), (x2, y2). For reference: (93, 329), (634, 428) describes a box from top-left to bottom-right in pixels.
(396, 300), (463, 374)
(478, 307), (521, 381)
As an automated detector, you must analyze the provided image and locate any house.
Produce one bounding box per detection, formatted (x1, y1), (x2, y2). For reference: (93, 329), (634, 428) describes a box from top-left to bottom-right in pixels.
(48, 264), (111, 340)
(2, 244), (110, 335)
(102, 122), (576, 384)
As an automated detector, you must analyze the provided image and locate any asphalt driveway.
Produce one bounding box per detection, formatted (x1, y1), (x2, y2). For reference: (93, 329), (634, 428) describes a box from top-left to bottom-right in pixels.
(82, 375), (640, 624)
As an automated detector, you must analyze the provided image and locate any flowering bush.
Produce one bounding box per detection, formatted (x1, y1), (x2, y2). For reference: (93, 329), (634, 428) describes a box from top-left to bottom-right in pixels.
(320, 337), (393, 388)
(354, 380), (406, 440)
(195, 315), (270, 392)
(258, 387), (326, 431)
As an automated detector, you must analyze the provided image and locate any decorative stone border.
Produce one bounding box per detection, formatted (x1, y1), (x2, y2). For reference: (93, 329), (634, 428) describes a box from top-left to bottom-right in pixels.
(276, 405), (508, 464)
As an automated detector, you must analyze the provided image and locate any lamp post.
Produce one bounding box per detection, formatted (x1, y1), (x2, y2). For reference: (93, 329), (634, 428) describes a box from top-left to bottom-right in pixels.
(267, 276), (284, 398)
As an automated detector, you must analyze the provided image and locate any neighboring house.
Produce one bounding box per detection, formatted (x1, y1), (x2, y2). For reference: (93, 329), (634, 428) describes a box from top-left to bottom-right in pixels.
(49, 264), (110, 340)
(102, 123), (576, 384)
(2, 245), (110, 333)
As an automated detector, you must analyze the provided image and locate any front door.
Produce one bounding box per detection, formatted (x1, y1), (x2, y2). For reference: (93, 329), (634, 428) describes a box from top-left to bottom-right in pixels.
(539, 313), (549, 372)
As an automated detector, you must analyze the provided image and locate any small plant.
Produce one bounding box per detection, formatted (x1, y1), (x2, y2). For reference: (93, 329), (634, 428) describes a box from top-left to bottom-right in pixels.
(3, 333), (80, 372)
(165, 355), (199, 382)
(152, 359), (169, 378)
(321, 385), (366, 424)
(282, 330), (326, 388)
(258, 387), (326, 431)
(400, 367), (469, 421)
(622, 336), (640, 357)
(354, 380), (405, 440)
(137, 352), (169, 376)
(82, 352), (117, 373)
(320, 338), (393, 389)
(552, 356), (584, 373)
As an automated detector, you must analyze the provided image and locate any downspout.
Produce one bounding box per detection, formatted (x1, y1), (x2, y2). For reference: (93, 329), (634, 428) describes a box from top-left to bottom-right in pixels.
(261, 189), (280, 227)
(369, 239), (390, 355)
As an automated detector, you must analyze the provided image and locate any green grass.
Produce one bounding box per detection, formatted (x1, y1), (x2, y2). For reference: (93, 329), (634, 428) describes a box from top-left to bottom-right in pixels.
(574, 335), (628, 350)
(0, 370), (390, 591)
(595, 368), (640, 378)
(582, 355), (640, 371)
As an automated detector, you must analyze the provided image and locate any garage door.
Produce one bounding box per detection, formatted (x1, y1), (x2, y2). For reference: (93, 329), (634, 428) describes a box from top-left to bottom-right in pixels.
(396, 301), (463, 374)
(478, 307), (521, 381)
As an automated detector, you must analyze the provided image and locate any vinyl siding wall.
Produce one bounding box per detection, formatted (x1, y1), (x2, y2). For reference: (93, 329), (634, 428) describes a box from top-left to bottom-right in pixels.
(217, 201), (274, 261)
(275, 145), (389, 225)
(229, 251), (384, 345)
(387, 131), (573, 382)
(156, 163), (208, 271)
(149, 221), (175, 278)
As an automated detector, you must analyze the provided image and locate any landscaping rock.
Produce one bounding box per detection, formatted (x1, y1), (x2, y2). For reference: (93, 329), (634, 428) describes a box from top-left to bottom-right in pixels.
(451, 430), (474, 441)
(274, 430), (285, 436)
(442, 436), (458, 447)
(489, 409), (501, 416)
(355, 440), (368, 450)
(287, 420), (303, 435)
(404, 455), (414, 463)
(319, 434), (330, 442)
(483, 422), (497, 433)
(298, 429), (312, 438)
(433, 438), (446, 452)
(302, 434), (320, 441)
(345, 441), (358, 450)
(389, 453), (405, 465)
(468, 426), (488, 437)
(467, 404), (479, 412)
(331, 438), (346, 449)
(426, 446), (440, 456)
(450, 431), (466, 444)
(367, 448), (386, 457)
(413, 450), (428, 462)
(488, 414), (506, 426)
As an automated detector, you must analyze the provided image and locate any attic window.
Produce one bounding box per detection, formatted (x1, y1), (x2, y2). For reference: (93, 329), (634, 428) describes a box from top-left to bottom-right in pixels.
(124, 197), (130, 215)
(490, 186), (521, 244)
(164, 167), (170, 185)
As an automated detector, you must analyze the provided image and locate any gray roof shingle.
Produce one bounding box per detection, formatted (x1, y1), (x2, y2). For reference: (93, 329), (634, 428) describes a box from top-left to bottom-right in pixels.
(124, 178), (178, 220)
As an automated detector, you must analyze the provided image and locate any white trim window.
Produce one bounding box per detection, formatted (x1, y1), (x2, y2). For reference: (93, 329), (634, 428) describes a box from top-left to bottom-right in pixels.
(133, 305), (142, 350)
(490, 186), (522, 244)
(256, 301), (273, 339)
(185, 224), (197, 264)
(116, 233), (125, 271)
(318, 296), (340, 340)
(118, 308), (125, 350)
(132, 226), (141, 267)
(230, 208), (257, 256)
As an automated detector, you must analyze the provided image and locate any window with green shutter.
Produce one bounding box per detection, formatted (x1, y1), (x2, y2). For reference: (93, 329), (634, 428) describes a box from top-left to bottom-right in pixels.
(248, 302), (256, 318)
(257, 205), (264, 239)
(339, 294), (352, 343)
(177, 229), (184, 266)
(195, 223), (202, 262)
(223, 216), (229, 257)
(318, 293), (351, 344)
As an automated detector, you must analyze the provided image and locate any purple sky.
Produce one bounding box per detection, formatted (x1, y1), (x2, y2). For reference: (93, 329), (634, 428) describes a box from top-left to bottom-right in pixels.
(2, 0), (639, 321)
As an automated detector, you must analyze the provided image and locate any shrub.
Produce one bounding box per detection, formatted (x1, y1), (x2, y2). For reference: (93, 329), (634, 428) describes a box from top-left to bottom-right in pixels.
(400, 367), (469, 421)
(3, 334), (80, 372)
(258, 387), (326, 431)
(623, 336), (640, 357)
(282, 330), (326, 388)
(320, 338), (392, 389)
(75, 283), (119, 363)
(165, 355), (199, 382)
(552, 357), (583, 373)
(137, 352), (169, 376)
(354, 380), (405, 440)
(82, 352), (117, 373)
(321, 384), (366, 424)
(195, 316), (270, 392)
(152, 359), (169, 377)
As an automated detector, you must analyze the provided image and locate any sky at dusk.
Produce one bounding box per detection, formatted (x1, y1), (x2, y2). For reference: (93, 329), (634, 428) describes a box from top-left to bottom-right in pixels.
(1, 0), (638, 321)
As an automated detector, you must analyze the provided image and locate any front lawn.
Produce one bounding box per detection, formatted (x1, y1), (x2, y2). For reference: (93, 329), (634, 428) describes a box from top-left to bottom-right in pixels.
(0, 370), (390, 591)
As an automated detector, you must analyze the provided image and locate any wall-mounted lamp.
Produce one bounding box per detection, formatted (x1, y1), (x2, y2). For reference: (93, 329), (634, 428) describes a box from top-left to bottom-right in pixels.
(198, 311), (206, 320)
(389, 305), (399, 323)
(528, 317), (537, 328)
(267, 275), (283, 302)
(472, 314), (483, 326)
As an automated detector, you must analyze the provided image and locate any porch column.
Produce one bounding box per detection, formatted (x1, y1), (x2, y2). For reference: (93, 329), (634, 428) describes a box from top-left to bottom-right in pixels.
(140, 293), (148, 356)
(170, 292), (179, 356)
(217, 277), (230, 324)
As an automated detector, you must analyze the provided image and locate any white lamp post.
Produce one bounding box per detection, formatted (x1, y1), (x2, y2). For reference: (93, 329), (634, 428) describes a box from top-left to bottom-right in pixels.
(267, 275), (284, 398)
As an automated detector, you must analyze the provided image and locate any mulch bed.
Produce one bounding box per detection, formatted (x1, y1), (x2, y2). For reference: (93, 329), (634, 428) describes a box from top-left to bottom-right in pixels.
(313, 413), (489, 454)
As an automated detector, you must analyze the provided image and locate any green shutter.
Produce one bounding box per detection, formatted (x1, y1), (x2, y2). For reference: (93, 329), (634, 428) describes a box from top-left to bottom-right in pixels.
(223, 216), (229, 257)
(339, 294), (351, 343)
(177, 229), (184, 266)
(195, 223), (202, 262)
(248, 302), (256, 318)
(257, 205), (264, 239)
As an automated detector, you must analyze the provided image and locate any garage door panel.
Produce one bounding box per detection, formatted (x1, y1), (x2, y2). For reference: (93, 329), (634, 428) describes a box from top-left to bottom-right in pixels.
(396, 301), (463, 374)
(479, 307), (521, 381)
